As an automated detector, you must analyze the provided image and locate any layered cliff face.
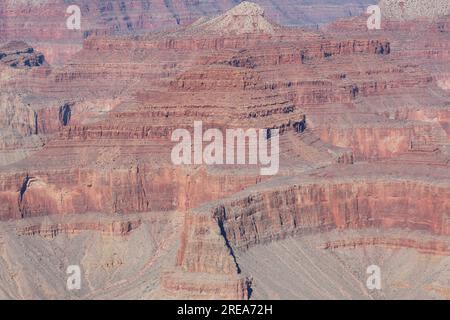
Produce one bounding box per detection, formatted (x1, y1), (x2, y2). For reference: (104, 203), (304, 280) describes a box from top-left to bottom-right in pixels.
(210, 168), (450, 249)
(379, 0), (450, 20)
(0, 42), (49, 166)
(0, 0), (374, 64)
(0, 2), (449, 299)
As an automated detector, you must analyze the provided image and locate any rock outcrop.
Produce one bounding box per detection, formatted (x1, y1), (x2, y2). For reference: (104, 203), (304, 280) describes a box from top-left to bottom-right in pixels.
(0, 2), (449, 299)
(0, 0), (374, 64)
(379, 0), (450, 20)
(0, 41), (45, 68)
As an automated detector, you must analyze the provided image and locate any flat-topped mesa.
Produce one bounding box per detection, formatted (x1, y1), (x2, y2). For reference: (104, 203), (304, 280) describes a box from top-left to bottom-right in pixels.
(187, 1), (277, 35)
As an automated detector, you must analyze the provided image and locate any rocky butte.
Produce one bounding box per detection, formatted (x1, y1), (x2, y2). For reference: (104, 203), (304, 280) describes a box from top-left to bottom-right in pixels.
(0, 1), (449, 299)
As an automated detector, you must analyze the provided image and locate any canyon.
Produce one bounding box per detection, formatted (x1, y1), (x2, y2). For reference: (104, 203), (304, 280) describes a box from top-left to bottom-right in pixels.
(0, 1), (449, 299)
(0, 0), (376, 64)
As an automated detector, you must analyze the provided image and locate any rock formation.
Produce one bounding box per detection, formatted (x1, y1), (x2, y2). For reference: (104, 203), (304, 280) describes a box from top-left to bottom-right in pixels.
(0, 1), (449, 299)
(0, 0), (374, 64)
(379, 0), (450, 20)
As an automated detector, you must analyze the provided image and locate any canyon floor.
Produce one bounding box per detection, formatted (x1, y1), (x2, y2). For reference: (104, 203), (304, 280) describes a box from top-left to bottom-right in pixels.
(0, 1), (449, 299)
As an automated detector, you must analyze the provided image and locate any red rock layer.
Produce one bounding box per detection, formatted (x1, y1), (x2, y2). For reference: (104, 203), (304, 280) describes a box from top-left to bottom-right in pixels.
(321, 237), (450, 256)
(17, 219), (142, 237)
(0, 167), (263, 220)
